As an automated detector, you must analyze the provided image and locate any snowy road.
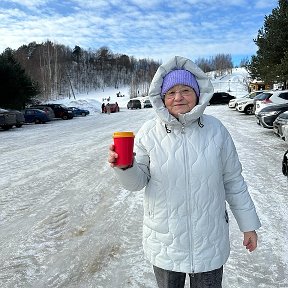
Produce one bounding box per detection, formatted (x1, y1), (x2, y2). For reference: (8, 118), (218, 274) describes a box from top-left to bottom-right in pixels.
(1, 105), (287, 288)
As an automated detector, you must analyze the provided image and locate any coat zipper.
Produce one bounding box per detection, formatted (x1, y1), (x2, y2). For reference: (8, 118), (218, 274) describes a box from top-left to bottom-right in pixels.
(181, 124), (195, 273)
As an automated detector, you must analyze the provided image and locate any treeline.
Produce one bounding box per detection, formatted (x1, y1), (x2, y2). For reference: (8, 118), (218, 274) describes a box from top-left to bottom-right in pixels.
(0, 49), (40, 109)
(194, 54), (234, 75)
(14, 42), (160, 100)
(2, 42), (239, 109)
(249, 0), (288, 89)
(1, 42), (160, 108)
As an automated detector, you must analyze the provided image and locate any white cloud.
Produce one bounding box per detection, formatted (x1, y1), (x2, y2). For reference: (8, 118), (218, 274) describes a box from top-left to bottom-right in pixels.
(6, 0), (49, 7)
(254, 0), (276, 9)
(0, 0), (278, 63)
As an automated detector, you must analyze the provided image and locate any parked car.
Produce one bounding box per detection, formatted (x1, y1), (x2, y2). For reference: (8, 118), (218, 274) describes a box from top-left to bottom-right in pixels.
(42, 104), (74, 119)
(273, 111), (288, 140)
(143, 99), (152, 108)
(69, 107), (90, 116)
(254, 90), (288, 114)
(228, 91), (267, 109)
(23, 108), (51, 124)
(8, 109), (25, 127)
(255, 103), (288, 129)
(209, 92), (235, 105)
(253, 91), (274, 114)
(29, 105), (55, 120)
(0, 108), (17, 130)
(236, 92), (271, 115)
(103, 103), (119, 113)
(236, 98), (253, 114)
(127, 99), (141, 109)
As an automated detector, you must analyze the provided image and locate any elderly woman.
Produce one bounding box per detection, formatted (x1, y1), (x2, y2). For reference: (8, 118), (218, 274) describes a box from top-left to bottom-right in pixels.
(108, 56), (261, 288)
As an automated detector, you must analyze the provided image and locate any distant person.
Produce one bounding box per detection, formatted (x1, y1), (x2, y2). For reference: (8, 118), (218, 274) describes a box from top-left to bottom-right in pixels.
(115, 102), (119, 112)
(108, 56), (261, 288)
(106, 103), (111, 115)
(101, 103), (105, 113)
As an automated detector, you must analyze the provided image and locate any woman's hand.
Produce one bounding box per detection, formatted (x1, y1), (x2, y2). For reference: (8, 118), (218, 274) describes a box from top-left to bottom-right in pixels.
(108, 144), (130, 169)
(243, 230), (258, 252)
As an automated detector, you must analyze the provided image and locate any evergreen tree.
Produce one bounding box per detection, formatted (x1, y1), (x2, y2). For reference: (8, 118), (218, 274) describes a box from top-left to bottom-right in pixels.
(0, 48), (40, 109)
(250, 0), (288, 88)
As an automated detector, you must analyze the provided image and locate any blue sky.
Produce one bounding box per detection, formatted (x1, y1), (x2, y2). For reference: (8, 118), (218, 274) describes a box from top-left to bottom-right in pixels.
(0, 0), (278, 65)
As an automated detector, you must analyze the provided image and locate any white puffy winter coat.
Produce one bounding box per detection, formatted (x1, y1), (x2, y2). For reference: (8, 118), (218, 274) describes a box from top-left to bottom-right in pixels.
(114, 56), (261, 274)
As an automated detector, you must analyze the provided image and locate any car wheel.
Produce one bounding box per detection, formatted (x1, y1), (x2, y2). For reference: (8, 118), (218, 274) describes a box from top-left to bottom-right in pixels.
(16, 124), (23, 128)
(81, 112), (86, 116)
(35, 118), (41, 124)
(245, 105), (254, 115)
(62, 115), (68, 120)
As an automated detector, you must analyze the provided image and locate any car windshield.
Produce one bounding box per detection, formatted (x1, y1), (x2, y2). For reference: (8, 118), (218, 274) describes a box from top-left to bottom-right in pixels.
(254, 92), (272, 100)
(248, 93), (258, 98)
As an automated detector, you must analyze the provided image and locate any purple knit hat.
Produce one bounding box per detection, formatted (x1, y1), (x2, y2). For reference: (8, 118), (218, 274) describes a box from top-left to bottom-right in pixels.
(161, 69), (200, 98)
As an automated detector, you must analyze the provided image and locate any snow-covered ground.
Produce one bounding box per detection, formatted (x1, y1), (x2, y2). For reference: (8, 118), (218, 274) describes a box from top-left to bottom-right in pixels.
(1, 72), (288, 288)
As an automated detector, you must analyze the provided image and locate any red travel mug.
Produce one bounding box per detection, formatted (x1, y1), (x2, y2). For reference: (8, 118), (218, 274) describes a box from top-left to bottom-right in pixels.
(113, 131), (135, 166)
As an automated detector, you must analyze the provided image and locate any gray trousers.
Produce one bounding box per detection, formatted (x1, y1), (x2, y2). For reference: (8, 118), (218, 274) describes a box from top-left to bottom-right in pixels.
(153, 265), (223, 288)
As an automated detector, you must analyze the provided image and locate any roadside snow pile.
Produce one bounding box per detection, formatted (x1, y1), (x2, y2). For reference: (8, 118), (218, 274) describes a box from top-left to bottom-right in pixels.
(47, 86), (131, 115)
(64, 99), (102, 115)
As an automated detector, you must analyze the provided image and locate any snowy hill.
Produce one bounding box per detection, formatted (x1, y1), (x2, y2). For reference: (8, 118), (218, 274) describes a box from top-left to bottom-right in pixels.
(210, 67), (250, 98)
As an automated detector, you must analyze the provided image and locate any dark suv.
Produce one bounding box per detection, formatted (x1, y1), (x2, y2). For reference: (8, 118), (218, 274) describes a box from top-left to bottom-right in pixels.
(210, 92), (235, 105)
(127, 99), (141, 109)
(43, 104), (74, 119)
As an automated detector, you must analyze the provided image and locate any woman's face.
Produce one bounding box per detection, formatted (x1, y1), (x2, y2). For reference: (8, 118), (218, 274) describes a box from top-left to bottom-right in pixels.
(163, 85), (198, 118)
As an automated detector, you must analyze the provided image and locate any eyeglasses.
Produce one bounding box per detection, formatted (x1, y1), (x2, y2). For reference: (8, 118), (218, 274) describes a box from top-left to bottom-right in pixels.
(164, 88), (194, 99)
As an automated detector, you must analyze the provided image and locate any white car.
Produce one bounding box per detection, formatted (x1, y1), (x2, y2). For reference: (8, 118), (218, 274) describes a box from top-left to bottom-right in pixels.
(236, 90), (272, 115)
(228, 91), (265, 109)
(253, 91), (274, 115)
(254, 90), (288, 115)
(236, 98), (254, 114)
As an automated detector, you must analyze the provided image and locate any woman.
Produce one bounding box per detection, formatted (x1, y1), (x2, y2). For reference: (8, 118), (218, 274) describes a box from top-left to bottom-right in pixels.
(108, 56), (261, 288)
